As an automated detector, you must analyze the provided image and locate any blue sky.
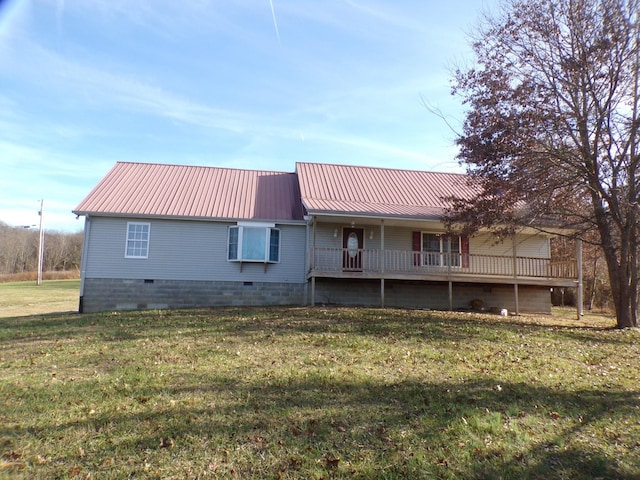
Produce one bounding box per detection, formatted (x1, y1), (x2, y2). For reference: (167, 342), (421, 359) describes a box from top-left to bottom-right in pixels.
(0, 0), (497, 232)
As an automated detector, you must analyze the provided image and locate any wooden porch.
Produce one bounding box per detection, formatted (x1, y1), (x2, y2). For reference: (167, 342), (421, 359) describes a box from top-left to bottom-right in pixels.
(305, 216), (583, 316)
(308, 246), (581, 315)
(308, 247), (578, 287)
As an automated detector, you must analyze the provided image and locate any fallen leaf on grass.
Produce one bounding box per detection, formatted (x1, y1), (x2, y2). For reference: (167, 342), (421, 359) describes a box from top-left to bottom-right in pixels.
(1, 451), (26, 471)
(160, 437), (174, 449)
(324, 455), (340, 468)
(2, 452), (21, 461)
(0, 460), (26, 471)
(68, 465), (82, 477)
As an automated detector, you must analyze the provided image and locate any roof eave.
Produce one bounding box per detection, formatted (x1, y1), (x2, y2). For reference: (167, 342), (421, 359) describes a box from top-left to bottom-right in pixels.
(72, 211), (307, 225)
(304, 209), (443, 222)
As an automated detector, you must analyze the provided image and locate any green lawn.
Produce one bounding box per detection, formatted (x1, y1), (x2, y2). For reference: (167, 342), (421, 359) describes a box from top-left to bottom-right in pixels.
(1, 302), (638, 479)
(0, 279), (80, 318)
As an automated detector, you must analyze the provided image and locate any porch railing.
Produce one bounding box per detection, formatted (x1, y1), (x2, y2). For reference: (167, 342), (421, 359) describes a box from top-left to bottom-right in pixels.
(310, 248), (577, 280)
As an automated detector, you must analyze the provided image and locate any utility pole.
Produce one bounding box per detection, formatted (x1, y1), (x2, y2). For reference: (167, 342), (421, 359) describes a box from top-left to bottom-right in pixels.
(37, 199), (44, 286)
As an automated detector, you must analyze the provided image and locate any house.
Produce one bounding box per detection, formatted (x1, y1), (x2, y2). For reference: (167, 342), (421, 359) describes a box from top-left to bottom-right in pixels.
(73, 161), (582, 314)
(73, 162), (308, 313)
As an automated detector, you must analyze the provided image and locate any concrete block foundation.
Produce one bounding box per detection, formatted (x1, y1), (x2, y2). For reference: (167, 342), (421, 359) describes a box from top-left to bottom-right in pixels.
(312, 278), (552, 314)
(80, 278), (307, 313)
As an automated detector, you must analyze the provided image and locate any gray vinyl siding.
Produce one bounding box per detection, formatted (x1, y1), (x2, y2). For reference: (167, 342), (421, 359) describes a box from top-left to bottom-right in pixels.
(311, 223), (550, 258)
(470, 232), (549, 258)
(84, 217), (306, 283)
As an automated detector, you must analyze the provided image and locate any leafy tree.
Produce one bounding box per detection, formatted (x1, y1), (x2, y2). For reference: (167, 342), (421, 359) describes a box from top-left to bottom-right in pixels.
(449, 0), (640, 328)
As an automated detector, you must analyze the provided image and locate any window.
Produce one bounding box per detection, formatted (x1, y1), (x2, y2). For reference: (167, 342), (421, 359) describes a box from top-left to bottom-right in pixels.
(269, 229), (280, 262)
(228, 224), (280, 262)
(125, 222), (150, 258)
(422, 233), (461, 267)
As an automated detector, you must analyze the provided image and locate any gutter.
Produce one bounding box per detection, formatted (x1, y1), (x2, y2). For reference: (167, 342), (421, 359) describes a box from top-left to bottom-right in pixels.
(71, 211), (307, 226)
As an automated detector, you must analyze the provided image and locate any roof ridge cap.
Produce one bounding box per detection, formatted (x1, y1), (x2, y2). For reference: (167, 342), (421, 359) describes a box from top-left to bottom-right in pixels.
(117, 161), (294, 175)
(296, 161), (468, 177)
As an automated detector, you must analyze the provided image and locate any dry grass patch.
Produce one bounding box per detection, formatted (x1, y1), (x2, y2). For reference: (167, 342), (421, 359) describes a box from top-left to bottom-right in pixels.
(0, 270), (80, 284)
(0, 279), (79, 318)
(1, 306), (638, 479)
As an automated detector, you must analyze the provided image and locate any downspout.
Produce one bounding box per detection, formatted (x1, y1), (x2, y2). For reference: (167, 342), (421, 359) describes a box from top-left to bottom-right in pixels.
(78, 215), (91, 313)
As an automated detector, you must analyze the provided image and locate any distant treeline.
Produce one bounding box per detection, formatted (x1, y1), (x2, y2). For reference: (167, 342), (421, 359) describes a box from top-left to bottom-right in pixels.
(0, 221), (83, 277)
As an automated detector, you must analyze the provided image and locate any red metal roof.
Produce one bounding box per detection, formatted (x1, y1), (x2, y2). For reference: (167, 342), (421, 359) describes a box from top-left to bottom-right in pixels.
(296, 162), (476, 219)
(73, 162), (305, 222)
(74, 161), (477, 223)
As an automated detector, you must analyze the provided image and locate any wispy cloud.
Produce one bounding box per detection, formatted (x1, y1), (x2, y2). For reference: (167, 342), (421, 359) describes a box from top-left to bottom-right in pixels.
(0, 0), (482, 231)
(2, 34), (445, 148)
(4, 36), (457, 167)
(343, 0), (429, 31)
(0, 137), (116, 231)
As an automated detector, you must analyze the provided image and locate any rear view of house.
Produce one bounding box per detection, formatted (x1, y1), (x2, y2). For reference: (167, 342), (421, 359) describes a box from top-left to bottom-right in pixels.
(73, 161), (581, 314)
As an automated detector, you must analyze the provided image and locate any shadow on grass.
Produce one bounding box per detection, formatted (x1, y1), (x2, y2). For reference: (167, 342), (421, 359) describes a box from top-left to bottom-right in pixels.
(3, 373), (638, 479)
(0, 306), (629, 348)
(2, 306), (639, 478)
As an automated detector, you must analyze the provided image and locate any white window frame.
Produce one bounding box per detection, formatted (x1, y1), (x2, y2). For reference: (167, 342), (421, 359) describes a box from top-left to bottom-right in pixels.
(124, 222), (151, 259)
(227, 222), (280, 263)
(422, 233), (461, 267)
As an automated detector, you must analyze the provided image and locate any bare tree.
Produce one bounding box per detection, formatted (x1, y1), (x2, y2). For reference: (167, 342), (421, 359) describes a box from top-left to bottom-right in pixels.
(44, 231), (83, 272)
(0, 223), (38, 274)
(449, 0), (640, 328)
(0, 221), (82, 277)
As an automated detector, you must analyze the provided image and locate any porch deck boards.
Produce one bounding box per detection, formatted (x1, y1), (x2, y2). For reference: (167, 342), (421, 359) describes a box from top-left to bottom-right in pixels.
(308, 269), (577, 287)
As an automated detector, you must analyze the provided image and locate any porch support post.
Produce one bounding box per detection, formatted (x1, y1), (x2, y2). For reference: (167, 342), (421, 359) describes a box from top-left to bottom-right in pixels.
(447, 236), (453, 311)
(311, 216), (317, 271)
(310, 216), (317, 306)
(576, 238), (583, 319)
(380, 220), (385, 308)
(513, 235), (520, 315)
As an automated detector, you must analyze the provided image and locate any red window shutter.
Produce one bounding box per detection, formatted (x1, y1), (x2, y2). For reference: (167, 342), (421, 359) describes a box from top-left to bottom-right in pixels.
(461, 235), (470, 268)
(412, 231), (421, 266)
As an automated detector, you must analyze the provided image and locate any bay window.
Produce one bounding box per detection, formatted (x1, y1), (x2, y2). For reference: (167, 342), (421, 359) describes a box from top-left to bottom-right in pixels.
(228, 223), (280, 262)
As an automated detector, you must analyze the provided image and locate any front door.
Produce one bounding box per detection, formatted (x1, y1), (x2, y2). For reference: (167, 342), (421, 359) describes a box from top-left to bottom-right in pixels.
(342, 228), (364, 271)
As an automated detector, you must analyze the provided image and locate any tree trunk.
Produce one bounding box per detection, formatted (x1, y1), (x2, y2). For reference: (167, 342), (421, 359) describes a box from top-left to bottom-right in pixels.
(601, 241), (637, 328)
(594, 196), (638, 328)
